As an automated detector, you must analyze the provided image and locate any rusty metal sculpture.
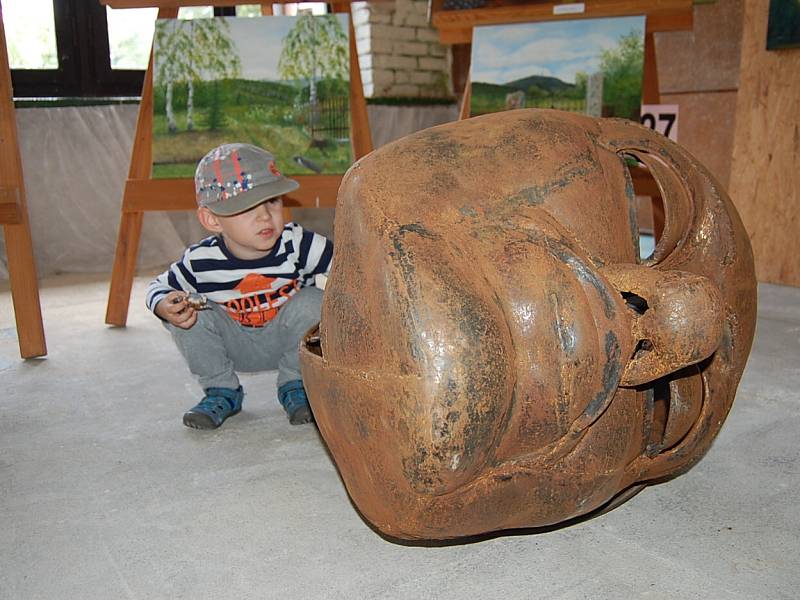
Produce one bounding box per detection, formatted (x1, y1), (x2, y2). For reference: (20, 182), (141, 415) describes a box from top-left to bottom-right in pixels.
(299, 109), (757, 540)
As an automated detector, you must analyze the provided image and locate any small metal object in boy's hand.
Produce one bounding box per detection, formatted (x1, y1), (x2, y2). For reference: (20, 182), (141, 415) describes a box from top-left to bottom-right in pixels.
(185, 293), (209, 310)
(173, 292), (208, 310)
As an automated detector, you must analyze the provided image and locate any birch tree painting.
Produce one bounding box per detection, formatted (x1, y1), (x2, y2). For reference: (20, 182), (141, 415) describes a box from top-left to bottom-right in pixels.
(152, 15), (351, 179)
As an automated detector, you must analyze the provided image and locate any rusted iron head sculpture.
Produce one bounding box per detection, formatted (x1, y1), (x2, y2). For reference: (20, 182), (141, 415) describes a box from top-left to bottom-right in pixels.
(300, 109), (756, 540)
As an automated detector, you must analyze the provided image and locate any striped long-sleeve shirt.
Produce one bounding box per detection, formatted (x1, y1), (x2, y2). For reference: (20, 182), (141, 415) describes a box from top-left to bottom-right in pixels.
(146, 222), (332, 327)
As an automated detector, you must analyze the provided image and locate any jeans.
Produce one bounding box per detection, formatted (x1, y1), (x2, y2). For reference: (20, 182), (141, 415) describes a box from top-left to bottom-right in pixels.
(165, 286), (323, 392)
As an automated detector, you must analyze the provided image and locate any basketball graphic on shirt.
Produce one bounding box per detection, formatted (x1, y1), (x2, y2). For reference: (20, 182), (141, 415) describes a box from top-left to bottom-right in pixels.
(237, 273), (276, 295)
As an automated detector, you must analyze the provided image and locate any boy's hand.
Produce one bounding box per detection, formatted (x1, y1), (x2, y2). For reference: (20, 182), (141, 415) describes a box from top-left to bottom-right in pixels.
(155, 291), (198, 329)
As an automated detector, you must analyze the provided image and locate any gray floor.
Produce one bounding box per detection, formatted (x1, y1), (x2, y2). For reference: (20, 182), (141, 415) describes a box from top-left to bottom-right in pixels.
(1, 274), (797, 599)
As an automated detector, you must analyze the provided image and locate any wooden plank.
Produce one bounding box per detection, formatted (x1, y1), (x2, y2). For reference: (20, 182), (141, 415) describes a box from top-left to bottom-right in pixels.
(0, 8), (47, 357)
(103, 0), (356, 7)
(122, 176), (342, 212)
(0, 185), (20, 224)
(106, 6), (178, 326)
(728, 0), (800, 286)
(347, 5), (373, 159)
(433, 0), (693, 44)
(0, 184), (21, 223)
(0, 204), (20, 223)
(642, 25), (660, 105)
(459, 75), (471, 120)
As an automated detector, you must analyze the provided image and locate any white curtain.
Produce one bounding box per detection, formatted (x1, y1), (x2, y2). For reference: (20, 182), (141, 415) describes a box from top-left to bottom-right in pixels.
(0, 102), (458, 280)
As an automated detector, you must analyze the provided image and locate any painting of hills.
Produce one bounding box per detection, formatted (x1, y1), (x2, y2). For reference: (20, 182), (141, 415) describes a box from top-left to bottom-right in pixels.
(152, 14), (351, 179)
(470, 16), (646, 120)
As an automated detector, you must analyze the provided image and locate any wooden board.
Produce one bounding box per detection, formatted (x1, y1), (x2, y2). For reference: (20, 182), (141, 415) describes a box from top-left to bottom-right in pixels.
(105, 5), (177, 326)
(0, 8), (47, 358)
(728, 0), (800, 286)
(103, 0), (357, 10)
(432, 0), (693, 45)
(122, 175), (343, 212)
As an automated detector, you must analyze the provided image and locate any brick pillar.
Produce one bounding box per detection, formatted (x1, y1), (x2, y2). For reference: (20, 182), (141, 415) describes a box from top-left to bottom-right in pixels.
(352, 0), (453, 99)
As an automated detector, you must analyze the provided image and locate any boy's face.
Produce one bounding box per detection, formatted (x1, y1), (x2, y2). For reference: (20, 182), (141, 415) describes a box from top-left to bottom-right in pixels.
(198, 196), (285, 260)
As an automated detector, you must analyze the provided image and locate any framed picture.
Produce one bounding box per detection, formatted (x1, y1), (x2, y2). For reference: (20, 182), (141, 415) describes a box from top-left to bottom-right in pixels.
(766, 0), (800, 50)
(152, 14), (351, 179)
(470, 16), (646, 121)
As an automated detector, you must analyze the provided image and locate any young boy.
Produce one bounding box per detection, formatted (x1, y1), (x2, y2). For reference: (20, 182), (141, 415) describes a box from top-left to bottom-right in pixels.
(146, 143), (332, 429)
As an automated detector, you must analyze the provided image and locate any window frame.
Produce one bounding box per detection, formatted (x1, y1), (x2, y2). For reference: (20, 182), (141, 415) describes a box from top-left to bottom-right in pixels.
(10, 0), (148, 98)
(9, 2), (329, 99)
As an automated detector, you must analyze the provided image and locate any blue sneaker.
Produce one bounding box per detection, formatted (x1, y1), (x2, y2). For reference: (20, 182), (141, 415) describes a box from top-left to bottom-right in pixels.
(278, 380), (314, 425)
(183, 386), (244, 430)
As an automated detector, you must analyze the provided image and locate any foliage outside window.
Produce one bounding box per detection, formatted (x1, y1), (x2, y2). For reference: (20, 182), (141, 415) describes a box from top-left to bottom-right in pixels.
(5, 0), (58, 70)
(106, 7), (158, 70)
(5, 1), (278, 98)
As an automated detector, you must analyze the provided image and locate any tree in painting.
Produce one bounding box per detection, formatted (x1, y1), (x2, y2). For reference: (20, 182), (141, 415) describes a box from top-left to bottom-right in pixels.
(154, 20), (192, 133)
(599, 30), (644, 119)
(184, 18), (241, 131)
(154, 18), (241, 133)
(277, 13), (348, 109)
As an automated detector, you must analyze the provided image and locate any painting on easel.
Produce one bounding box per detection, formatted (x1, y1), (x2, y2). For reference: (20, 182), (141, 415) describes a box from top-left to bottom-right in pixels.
(152, 14), (351, 178)
(470, 16), (646, 120)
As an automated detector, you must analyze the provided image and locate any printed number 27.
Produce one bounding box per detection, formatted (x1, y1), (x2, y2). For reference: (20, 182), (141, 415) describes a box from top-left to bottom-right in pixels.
(641, 112), (676, 138)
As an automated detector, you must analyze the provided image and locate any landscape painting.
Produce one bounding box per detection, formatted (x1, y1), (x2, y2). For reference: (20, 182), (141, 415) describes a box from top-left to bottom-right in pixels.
(152, 14), (351, 179)
(470, 16), (646, 121)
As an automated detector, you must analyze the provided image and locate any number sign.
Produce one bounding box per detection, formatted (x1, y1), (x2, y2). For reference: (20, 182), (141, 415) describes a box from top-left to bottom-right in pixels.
(640, 104), (678, 141)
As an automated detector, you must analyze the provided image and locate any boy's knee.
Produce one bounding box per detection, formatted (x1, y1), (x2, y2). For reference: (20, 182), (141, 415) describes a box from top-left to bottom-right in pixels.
(290, 286), (324, 312)
(280, 287), (323, 327)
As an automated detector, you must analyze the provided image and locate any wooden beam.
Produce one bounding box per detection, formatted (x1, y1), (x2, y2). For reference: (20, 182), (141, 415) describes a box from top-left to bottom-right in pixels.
(106, 6), (178, 326)
(0, 186), (20, 224)
(102, 0), (356, 7)
(122, 176), (342, 212)
(642, 26), (660, 104)
(433, 0), (693, 44)
(346, 4), (373, 159)
(0, 8), (47, 357)
(459, 75), (471, 120)
(0, 204), (21, 225)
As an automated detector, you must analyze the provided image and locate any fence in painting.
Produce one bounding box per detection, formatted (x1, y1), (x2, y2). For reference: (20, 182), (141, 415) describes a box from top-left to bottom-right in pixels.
(528, 98), (587, 113)
(303, 96), (350, 142)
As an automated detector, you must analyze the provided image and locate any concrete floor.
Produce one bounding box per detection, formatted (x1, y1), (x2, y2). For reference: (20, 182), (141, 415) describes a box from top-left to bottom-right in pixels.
(1, 274), (797, 599)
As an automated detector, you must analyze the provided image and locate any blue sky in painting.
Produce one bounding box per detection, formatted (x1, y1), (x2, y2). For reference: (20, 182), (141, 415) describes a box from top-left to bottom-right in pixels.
(471, 16), (645, 86)
(156, 14), (349, 82)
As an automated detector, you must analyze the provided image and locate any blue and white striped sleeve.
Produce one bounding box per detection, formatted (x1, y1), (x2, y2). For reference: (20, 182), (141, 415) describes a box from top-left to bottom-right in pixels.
(145, 248), (199, 313)
(294, 224), (333, 287)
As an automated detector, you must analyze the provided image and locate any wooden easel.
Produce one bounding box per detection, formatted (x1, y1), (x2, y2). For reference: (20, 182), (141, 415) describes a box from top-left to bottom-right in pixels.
(103, 1), (372, 326)
(0, 3), (47, 358)
(433, 0), (696, 116)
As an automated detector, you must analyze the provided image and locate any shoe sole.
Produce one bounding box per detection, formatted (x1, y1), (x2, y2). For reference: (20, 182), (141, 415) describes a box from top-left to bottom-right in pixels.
(289, 406), (314, 426)
(183, 408), (241, 430)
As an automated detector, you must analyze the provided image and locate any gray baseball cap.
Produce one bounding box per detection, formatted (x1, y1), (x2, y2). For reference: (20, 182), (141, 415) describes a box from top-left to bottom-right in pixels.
(194, 143), (299, 216)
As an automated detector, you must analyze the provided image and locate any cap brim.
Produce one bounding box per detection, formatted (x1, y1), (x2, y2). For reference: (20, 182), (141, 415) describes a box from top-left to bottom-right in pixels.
(205, 177), (300, 216)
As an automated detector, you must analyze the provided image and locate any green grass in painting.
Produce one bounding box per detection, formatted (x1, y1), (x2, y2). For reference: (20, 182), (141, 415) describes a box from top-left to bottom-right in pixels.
(153, 78), (352, 178)
(470, 81), (587, 117)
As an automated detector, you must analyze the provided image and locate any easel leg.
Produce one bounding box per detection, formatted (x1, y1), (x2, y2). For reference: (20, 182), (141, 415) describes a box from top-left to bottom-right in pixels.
(105, 210), (143, 326)
(642, 28), (660, 105)
(104, 7), (173, 327)
(0, 13), (46, 358)
(4, 220), (46, 358)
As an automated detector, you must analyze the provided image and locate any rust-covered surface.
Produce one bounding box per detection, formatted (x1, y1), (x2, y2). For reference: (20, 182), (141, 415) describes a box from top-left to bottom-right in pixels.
(299, 109), (757, 540)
